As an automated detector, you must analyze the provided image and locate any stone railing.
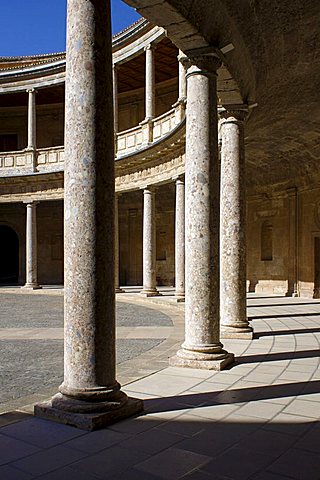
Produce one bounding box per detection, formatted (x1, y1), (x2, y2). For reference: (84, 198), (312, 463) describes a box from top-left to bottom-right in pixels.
(116, 124), (143, 155)
(0, 146), (65, 176)
(0, 104), (186, 177)
(116, 104), (184, 157)
(37, 146), (65, 172)
(0, 149), (34, 171)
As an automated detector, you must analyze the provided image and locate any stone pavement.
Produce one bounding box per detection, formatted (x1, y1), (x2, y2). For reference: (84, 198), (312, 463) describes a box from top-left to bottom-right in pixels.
(1, 292), (320, 479)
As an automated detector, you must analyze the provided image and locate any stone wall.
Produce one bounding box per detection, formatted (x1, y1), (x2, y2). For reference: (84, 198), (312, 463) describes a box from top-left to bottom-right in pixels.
(0, 200), (63, 285)
(247, 193), (291, 295)
(247, 185), (320, 298)
(37, 201), (63, 285)
(298, 187), (320, 298)
(119, 184), (175, 287)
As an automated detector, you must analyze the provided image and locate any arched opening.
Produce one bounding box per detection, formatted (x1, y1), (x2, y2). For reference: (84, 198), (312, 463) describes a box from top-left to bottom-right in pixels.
(0, 225), (19, 284)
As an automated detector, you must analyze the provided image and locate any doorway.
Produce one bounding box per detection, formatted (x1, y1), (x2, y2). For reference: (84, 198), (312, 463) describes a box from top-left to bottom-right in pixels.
(0, 225), (19, 284)
(314, 237), (320, 298)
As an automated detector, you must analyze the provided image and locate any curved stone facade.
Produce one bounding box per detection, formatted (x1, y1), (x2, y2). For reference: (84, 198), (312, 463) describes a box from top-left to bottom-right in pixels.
(0, 11), (320, 301)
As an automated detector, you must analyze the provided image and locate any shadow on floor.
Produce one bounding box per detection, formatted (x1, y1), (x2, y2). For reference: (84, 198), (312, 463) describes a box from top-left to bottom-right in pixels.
(255, 327), (320, 338)
(236, 349), (320, 364)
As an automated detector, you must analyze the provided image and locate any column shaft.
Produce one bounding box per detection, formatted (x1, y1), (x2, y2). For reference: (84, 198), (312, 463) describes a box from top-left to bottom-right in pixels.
(145, 44), (155, 120)
(178, 51), (187, 102)
(141, 187), (159, 296)
(170, 50), (233, 370)
(219, 107), (253, 338)
(115, 194), (124, 293)
(34, 0), (142, 430)
(287, 188), (299, 297)
(175, 177), (185, 300)
(27, 89), (36, 150)
(113, 64), (118, 134)
(24, 201), (40, 289)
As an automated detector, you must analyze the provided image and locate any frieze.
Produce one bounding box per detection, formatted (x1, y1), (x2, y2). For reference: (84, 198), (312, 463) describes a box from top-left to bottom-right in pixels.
(115, 151), (185, 192)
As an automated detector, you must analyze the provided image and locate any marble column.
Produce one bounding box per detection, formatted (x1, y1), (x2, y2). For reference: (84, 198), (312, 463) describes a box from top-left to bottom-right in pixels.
(26, 88), (37, 172)
(113, 64), (119, 134)
(174, 176), (185, 301)
(178, 50), (187, 102)
(115, 193), (124, 293)
(34, 0), (142, 430)
(140, 186), (159, 296)
(287, 187), (299, 297)
(170, 48), (234, 370)
(173, 51), (188, 123)
(27, 89), (37, 150)
(23, 201), (41, 289)
(145, 44), (155, 121)
(219, 106), (253, 339)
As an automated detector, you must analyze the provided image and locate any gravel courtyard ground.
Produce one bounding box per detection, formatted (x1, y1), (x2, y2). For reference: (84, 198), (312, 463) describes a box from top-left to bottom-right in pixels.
(0, 293), (173, 408)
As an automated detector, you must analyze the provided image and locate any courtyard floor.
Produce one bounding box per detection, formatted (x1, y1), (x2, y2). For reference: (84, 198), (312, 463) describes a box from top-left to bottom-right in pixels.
(0, 289), (320, 479)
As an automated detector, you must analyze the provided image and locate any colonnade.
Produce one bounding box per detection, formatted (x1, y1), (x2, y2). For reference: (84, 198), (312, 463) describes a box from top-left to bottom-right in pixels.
(33, 0), (252, 430)
(112, 41), (187, 142)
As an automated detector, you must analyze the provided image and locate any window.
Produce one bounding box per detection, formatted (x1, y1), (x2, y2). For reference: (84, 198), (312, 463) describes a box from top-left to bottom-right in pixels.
(261, 221), (273, 261)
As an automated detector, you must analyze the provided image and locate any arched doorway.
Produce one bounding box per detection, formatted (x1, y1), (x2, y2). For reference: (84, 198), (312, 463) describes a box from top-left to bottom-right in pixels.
(0, 225), (19, 284)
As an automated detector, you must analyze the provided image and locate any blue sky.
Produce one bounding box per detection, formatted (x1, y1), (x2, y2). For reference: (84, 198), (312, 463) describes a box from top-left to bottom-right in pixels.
(0, 0), (141, 57)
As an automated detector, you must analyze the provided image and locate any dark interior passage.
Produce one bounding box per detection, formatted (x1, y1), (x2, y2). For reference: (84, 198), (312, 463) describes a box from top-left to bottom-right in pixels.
(0, 225), (19, 284)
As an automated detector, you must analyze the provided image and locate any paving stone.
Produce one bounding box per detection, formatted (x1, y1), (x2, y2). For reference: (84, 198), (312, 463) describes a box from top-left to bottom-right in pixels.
(268, 448), (320, 479)
(119, 427), (184, 454)
(111, 468), (163, 479)
(202, 446), (275, 480)
(282, 399), (320, 419)
(294, 423), (320, 454)
(0, 433), (40, 465)
(236, 428), (296, 458)
(0, 411), (31, 428)
(0, 465), (34, 480)
(234, 400), (284, 420)
(65, 428), (131, 454)
(69, 445), (150, 478)
(0, 417), (84, 448)
(252, 473), (293, 480)
(34, 466), (98, 480)
(12, 445), (87, 476)
(135, 447), (211, 479)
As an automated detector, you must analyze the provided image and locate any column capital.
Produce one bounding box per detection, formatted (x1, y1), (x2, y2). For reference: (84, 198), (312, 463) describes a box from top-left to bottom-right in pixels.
(144, 43), (155, 52)
(218, 105), (249, 124)
(23, 200), (39, 206)
(26, 88), (37, 94)
(185, 46), (222, 75)
(286, 186), (298, 197)
(177, 50), (189, 67)
(141, 185), (155, 194)
(172, 175), (184, 185)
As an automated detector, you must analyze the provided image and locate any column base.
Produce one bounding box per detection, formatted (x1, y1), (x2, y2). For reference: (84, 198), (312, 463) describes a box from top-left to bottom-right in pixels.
(115, 288), (125, 294)
(22, 284), (42, 290)
(170, 350), (234, 371)
(173, 295), (185, 303)
(140, 289), (161, 297)
(286, 291), (299, 298)
(34, 394), (143, 431)
(221, 325), (254, 340)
